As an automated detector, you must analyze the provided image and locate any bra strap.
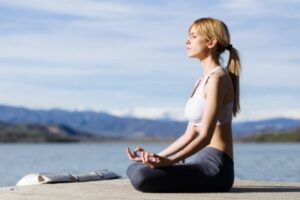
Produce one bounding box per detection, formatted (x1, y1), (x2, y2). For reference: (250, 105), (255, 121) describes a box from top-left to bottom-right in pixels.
(190, 78), (202, 98)
(201, 66), (222, 88)
(191, 66), (222, 98)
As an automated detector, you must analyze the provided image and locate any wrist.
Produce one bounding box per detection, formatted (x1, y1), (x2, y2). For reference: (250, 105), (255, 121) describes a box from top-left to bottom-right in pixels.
(157, 152), (170, 158)
(170, 156), (180, 164)
(157, 152), (163, 157)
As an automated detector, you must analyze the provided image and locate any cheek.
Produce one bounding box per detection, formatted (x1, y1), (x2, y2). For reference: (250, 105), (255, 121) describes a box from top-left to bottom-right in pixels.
(192, 40), (204, 49)
(194, 45), (203, 52)
(191, 42), (205, 53)
(188, 42), (209, 58)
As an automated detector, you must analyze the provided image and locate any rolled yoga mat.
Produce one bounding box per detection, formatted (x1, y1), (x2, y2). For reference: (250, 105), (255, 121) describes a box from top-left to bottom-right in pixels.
(16, 169), (121, 186)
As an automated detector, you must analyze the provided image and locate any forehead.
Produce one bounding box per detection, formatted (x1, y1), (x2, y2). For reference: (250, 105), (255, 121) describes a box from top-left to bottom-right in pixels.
(189, 26), (199, 35)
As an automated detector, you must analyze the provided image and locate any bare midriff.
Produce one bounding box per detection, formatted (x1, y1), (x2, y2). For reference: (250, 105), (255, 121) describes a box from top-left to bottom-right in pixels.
(207, 123), (234, 160)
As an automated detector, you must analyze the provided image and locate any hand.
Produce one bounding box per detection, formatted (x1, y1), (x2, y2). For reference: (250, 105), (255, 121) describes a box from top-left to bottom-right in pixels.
(142, 152), (174, 168)
(127, 146), (145, 162)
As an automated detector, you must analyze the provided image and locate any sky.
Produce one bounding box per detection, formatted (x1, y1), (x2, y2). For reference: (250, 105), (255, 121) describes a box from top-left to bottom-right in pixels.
(0, 0), (299, 122)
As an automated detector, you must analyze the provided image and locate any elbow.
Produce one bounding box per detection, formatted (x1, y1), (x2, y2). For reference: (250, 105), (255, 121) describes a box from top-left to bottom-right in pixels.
(198, 123), (216, 146)
(183, 130), (198, 142)
(199, 134), (212, 146)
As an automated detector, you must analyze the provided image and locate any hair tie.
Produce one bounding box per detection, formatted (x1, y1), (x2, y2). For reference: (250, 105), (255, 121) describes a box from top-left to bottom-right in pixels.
(226, 44), (232, 51)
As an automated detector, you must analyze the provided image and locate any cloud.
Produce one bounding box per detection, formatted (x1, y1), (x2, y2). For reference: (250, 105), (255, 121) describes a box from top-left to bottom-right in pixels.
(236, 108), (300, 122)
(0, 0), (299, 121)
(109, 106), (186, 121)
(219, 0), (300, 19)
(0, 0), (134, 19)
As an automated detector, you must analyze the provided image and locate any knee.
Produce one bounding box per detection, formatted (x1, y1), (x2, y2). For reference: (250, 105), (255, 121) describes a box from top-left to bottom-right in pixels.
(127, 163), (154, 192)
(126, 162), (142, 179)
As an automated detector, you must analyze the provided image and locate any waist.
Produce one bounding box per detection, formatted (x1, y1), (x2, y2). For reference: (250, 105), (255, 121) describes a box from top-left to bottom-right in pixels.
(193, 146), (234, 165)
(192, 123), (233, 159)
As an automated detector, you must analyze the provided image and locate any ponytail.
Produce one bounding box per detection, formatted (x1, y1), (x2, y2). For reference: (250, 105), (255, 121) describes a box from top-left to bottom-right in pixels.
(226, 47), (241, 117)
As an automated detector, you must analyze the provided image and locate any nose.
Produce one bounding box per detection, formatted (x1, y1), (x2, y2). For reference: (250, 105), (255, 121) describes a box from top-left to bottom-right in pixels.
(186, 38), (191, 45)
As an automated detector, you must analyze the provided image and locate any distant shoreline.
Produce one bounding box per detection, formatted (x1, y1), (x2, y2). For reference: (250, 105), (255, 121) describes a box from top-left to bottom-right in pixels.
(1, 118), (299, 143)
(0, 140), (300, 144)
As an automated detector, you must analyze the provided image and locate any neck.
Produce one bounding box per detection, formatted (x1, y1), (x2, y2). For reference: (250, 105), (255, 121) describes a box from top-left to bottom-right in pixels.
(199, 55), (219, 77)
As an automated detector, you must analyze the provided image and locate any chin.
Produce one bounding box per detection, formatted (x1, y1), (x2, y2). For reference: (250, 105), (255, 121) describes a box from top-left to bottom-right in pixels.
(187, 52), (194, 57)
(188, 54), (197, 58)
(187, 51), (199, 58)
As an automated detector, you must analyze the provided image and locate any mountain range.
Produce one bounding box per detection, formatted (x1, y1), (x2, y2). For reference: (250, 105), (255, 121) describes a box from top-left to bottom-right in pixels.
(0, 104), (300, 142)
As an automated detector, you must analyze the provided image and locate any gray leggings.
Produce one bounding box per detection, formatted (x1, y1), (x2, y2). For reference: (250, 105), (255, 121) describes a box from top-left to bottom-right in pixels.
(126, 147), (234, 193)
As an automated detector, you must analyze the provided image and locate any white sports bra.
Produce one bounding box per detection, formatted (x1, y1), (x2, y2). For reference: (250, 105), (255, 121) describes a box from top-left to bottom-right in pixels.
(184, 66), (233, 127)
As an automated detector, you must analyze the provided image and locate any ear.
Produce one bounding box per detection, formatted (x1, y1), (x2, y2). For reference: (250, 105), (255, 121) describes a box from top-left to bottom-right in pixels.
(207, 38), (218, 49)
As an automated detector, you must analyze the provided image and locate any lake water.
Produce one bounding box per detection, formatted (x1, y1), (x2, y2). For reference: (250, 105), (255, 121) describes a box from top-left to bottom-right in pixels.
(0, 143), (299, 187)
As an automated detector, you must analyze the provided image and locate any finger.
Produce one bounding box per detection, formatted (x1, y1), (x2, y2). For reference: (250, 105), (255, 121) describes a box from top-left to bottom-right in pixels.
(148, 154), (157, 162)
(127, 148), (134, 160)
(127, 147), (131, 157)
(141, 151), (146, 163)
(136, 146), (144, 151)
(148, 152), (155, 157)
(134, 147), (145, 157)
(144, 152), (150, 163)
(127, 147), (134, 157)
(147, 154), (159, 163)
(144, 152), (149, 163)
(143, 152), (148, 163)
(127, 147), (132, 154)
(149, 156), (155, 162)
(133, 151), (138, 157)
(150, 154), (158, 162)
(133, 149), (142, 157)
(135, 147), (145, 153)
(128, 148), (141, 161)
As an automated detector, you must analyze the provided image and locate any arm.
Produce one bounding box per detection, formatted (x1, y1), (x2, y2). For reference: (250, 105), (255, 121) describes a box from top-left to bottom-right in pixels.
(157, 122), (198, 157)
(171, 75), (225, 163)
(157, 78), (203, 158)
(127, 123), (197, 164)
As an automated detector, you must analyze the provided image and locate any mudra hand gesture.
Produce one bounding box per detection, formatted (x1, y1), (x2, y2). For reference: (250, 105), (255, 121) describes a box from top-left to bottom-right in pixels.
(127, 147), (145, 162)
(127, 146), (174, 168)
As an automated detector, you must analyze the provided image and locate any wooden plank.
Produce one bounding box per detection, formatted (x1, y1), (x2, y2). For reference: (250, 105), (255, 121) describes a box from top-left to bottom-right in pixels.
(0, 178), (300, 200)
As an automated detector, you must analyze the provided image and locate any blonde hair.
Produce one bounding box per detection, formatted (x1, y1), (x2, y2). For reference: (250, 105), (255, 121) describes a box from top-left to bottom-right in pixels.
(189, 17), (241, 117)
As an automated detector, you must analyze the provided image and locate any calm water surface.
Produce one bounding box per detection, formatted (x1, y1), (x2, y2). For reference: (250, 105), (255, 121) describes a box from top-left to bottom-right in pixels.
(0, 143), (299, 187)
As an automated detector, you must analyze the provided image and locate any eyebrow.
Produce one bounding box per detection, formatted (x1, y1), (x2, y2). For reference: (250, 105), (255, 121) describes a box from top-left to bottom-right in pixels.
(189, 32), (197, 35)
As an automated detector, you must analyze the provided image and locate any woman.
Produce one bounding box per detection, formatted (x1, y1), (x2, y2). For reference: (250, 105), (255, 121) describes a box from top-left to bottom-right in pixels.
(126, 17), (241, 193)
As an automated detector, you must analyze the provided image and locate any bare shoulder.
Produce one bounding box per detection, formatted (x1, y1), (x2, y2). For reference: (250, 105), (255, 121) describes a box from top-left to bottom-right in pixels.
(206, 70), (226, 88)
(204, 69), (227, 99)
(211, 68), (227, 80)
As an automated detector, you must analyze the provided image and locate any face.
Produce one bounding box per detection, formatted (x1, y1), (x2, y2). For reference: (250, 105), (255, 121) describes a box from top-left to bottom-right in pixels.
(186, 26), (210, 60)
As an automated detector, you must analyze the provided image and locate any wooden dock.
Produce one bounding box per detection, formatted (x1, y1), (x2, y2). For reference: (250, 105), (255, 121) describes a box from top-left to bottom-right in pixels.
(1, 178), (300, 200)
